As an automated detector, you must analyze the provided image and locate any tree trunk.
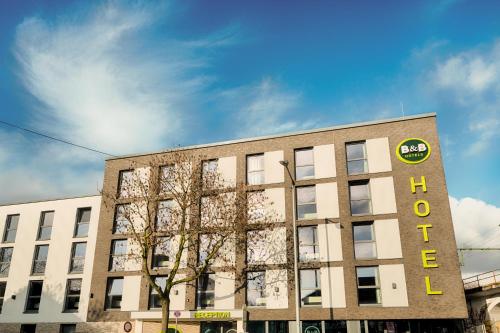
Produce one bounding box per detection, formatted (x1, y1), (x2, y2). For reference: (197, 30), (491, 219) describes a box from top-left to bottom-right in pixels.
(161, 298), (171, 333)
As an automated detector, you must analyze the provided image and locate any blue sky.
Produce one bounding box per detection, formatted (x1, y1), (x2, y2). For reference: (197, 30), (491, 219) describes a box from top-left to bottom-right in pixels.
(0, 1), (499, 272)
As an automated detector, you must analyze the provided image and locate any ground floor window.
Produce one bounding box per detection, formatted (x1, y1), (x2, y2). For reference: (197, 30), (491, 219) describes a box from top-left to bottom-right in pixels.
(269, 321), (288, 333)
(325, 321), (347, 333)
(20, 324), (36, 333)
(201, 322), (236, 333)
(60, 324), (76, 333)
(302, 321), (322, 333)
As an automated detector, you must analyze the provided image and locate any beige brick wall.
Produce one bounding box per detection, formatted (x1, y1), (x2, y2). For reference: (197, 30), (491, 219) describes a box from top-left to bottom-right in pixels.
(142, 321), (200, 333)
(76, 321), (127, 333)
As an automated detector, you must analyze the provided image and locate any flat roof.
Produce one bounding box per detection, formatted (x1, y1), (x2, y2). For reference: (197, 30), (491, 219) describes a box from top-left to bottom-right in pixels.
(0, 194), (101, 207)
(107, 112), (436, 161)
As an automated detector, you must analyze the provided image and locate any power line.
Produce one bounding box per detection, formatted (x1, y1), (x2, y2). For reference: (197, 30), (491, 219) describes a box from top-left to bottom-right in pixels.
(0, 119), (117, 158)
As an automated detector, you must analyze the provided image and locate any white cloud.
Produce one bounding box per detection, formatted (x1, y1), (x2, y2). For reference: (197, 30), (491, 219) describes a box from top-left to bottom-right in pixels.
(13, 1), (230, 154)
(1, 0), (236, 203)
(221, 77), (315, 137)
(450, 196), (500, 276)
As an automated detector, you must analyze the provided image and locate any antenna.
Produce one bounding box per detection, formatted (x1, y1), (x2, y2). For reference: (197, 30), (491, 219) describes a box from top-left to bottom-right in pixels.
(400, 102), (405, 118)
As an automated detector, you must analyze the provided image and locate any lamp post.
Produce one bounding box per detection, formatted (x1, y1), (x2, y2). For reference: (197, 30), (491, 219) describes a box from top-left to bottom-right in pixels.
(279, 160), (301, 333)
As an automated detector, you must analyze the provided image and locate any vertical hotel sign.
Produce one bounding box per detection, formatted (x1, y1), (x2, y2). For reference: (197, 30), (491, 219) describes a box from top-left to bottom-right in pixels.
(396, 138), (443, 296)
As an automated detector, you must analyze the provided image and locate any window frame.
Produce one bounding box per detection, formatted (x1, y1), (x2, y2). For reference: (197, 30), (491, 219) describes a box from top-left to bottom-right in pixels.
(295, 147), (315, 180)
(63, 279), (82, 312)
(299, 269), (322, 306)
(60, 324), (76, 333)
(105, 277), (123, 310)
(109, 239), (127, 272)
(37, 211), (54, 241)
(353, 222), (377, 260)
(197, 273), (216, 309)
(346, 141), (368, 175)
(356, 266), (381, 306)
(3, 214), (19, 243)
(0, 281), (6, 313)
(74, 207), (91, 238)
(117, 169), (134, 198)
(298, 226), (320, 262)
(156, 199), (174, 230)
(0, 247), (13, 277)
(113, 204), (130, 234)
(25, 280), (43, 313)
(296, 186), (317, 220)
(148, 276), (167, 309)
(349, 180), (372, 216)
(31, 244), (49, 275)
(69, 242), (87, 273)
(247, 154), (265, 185)
(247, 190), (265, 224)
(152, 237), (171, 269)
(246, 271), (266, 307)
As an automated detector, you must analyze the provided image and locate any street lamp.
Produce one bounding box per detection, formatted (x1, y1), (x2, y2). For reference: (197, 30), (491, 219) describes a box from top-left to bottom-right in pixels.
(279, 160), (301, 333)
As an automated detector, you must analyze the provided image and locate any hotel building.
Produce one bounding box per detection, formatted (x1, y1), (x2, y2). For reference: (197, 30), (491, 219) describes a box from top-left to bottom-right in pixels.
(86, 113), (467, 333)
(0, 113), (467, 333)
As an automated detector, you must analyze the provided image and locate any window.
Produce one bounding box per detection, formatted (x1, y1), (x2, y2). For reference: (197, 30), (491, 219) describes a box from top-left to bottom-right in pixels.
(246, 230), (266, 264)
(349, 181), (372, 215)
(105, 277), (123, 309)
(247, 191), (265, 224)
(0, 247), (13, 277)
(298, 226), (319, 262)
(156, 200), (174, 230)
(159, 165), (175, 193)
(149, 276), (167, 309)
(248, 322), (265, 333)
(247, 271), (266, 307)
(325, 321), (347, 333)
(118, 170), (133, 197)
(302, 321), (321, 333)
(269, 321), (289, 333)
(346, 142), (368, 175)
(353, 223), (376, 259)
(202, 159), (218, 179)
(0, 281), (6, 313)
(109, 240), (127, 271)
(63, 279), (82, 312)
(247, 154), (264, 185)
(152, 237), (171, 268)
(60, 324), (76, 333)
(296, 186), (317, 219)
(356, 266), (381, 305)
(32, 245), (49, 275)
(20, 324), (36, 333)
(3, 214), (19, 243)
(113, 204), (130, 234)
(69, 242), (86, 273)
(197, 273), (215, 308)
(25, 280), (43, 312)
(300, 269), (321, 306)
(37, 211), (54, 241)
(74, 208), (91, 237)
(295, 148), (314, 180)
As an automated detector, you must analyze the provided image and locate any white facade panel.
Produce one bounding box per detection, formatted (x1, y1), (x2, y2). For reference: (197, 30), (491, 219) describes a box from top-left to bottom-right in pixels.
(318, 223), (342, 262)
(265, 187), (286, 222)
(218, 156), (237, 187)
(121, 275), (142, 311)
(366, 138), (392, 173)
(0, 195), (100, 323)
(214, 271), (235, 309)
(316, 182), (339, 219)
(265, 269), (288, 309)
(264, 151), (285, 184)
(380, 264), (409, 307)
(314, 144), (336, 179)
(375, 219), (403, 259)
(170, 275), (186, 310)
(370, 177), (397, 215)
(320, 266), (346, 308)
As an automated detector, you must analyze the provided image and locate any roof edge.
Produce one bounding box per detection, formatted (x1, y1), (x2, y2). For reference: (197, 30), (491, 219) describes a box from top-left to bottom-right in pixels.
(107, 112), (437, 161)
(0, 194), (101, 207)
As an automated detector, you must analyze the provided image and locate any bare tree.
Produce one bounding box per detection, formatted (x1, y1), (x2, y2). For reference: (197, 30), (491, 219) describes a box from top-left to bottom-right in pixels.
(101, 152), (282, 333)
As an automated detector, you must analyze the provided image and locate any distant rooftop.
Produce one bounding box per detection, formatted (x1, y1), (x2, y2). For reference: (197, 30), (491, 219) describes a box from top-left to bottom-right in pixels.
(107, 112), (437, 161)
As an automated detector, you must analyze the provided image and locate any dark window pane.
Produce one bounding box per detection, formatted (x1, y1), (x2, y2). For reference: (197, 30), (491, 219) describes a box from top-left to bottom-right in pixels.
(20, 324), (36, 333)
(302, 321), (322, 333)
(26, 281), (43, 312)
(351, 200), (371, 215)
(358, 288), (380, 304)
(75, 223), (89, 238)
(61, 324), (76, 333)
(325, 321), (347, 333)
(105, 278), (123, 309)
(78, 208), (91, 223)
(269, 321), (289, 333)
(247, 322), (266, 333)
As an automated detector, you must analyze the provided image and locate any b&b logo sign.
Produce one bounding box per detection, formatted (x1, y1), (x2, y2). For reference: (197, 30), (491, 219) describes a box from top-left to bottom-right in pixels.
(396, 138), (431, 164)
